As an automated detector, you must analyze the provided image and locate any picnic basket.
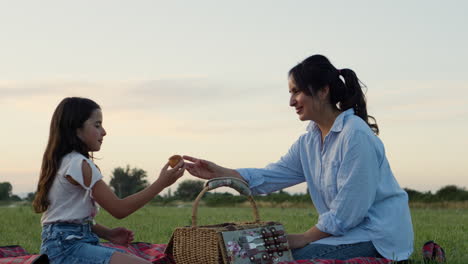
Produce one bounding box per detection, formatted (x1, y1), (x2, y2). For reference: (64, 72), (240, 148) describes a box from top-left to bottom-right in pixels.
(165, 177), (293, 264)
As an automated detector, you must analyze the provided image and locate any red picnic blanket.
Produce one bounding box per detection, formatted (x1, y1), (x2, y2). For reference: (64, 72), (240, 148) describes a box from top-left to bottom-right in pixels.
(0, 243), (391, 264)
(1, 241), (445, 264)
(0, 242), (172, 264)
(0, 245), (48, 264)
(101, 242), (173, 263)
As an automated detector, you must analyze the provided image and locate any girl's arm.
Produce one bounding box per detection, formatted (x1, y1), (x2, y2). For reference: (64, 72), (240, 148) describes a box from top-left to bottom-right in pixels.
(90, 160), (184, 219)
(92, 223), (111, 239)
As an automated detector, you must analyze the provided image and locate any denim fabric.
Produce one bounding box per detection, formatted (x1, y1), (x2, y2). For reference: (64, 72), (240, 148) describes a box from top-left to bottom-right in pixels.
(40, 222), (124, 264)
(292, 241), (382, 260)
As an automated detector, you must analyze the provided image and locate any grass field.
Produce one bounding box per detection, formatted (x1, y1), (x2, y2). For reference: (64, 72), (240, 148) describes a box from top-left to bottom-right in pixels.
(1, 204), (467, 263)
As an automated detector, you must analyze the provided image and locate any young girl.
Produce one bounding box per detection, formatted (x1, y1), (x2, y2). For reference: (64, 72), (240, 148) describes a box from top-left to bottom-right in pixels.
(32, 97), (184, 264)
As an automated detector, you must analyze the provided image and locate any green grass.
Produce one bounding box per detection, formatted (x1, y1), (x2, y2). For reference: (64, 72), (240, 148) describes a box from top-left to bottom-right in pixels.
(1, 204), (467, 263)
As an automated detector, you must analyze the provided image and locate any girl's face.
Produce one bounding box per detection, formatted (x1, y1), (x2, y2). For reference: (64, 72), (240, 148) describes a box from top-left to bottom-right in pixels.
(77, 109), (106, 152)
(288, 75), (323, 121)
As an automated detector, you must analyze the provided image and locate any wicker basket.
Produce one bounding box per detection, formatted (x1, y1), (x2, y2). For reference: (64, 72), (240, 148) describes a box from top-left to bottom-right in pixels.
(165, 177), (293, 264)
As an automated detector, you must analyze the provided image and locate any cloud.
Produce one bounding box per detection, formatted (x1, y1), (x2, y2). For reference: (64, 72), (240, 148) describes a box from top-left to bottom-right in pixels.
(368, 79), (468, 122)
(0, 80), (97, 97)
(0, 78), (280, 110)
(0, 78), (296, 140)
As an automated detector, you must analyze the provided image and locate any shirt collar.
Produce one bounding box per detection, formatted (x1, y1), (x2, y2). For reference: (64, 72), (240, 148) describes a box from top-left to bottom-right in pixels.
(306, 108), (355, 133)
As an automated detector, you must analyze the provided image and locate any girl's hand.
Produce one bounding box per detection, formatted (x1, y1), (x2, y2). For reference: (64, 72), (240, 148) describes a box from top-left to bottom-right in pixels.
(183, 155), (240, 180)
(156, 159), (185, 188)
(107, 227), (134, 246)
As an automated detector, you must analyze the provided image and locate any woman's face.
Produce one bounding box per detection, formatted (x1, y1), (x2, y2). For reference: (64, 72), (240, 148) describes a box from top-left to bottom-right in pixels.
(76, 109), (106, 152)
(288, 75), (323, 121)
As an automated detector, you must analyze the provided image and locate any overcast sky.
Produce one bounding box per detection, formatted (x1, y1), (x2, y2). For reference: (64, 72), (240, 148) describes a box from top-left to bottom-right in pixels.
(1, 0), (467, 196)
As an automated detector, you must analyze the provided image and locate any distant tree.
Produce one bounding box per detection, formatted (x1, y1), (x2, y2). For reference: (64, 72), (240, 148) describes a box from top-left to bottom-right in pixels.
(10, 195), (21, 202)
(435, 185), (468, 201)
(0, 182), (12, 200)
(109, 165), (149, 198)
(404, 188), (424, 201)
(261, 190), (292, 203)
(204, 192), (247, 206)
(174, 180), (204, 201)
(26, 192), (36, 202)
(152, 194), (165, 203)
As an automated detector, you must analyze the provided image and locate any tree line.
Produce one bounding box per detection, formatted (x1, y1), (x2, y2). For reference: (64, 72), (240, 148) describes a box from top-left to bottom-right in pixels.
(1, 165), (467, 204)
(404, 186), (468, 202)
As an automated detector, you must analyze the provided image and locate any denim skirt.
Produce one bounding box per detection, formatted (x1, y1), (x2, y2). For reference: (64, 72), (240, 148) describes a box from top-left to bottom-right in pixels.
(40, 222), (125, 264)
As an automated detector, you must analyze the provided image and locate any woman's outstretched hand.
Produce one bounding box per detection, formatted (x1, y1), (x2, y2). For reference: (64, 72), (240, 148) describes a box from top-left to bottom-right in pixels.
(183, 155), (242, 180)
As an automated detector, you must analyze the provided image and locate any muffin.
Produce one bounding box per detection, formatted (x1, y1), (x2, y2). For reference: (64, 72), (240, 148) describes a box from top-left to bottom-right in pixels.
(168, 155), (182, 168)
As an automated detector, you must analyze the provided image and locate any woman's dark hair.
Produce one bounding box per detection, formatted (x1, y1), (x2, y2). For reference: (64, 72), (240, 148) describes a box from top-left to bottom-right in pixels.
(33, 97), (100, 213)
(288, 54), (379, 134)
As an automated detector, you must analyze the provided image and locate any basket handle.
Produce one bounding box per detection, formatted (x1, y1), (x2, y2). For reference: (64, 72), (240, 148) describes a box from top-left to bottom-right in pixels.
(191, 177), (260, 227)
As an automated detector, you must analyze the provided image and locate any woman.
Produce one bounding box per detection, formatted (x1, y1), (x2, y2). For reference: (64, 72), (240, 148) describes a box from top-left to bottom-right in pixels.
(183, 54), (414, 261)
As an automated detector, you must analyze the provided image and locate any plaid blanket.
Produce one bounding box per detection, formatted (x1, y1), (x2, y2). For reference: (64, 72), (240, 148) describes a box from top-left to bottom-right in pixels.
(0, 240), (444, 264)
(278, 258), (392, 264)
(101, 242), (173, 263)
(0, 242), (172, 264)
(0, 243), (391, 264)
(0, 245), (48, 264)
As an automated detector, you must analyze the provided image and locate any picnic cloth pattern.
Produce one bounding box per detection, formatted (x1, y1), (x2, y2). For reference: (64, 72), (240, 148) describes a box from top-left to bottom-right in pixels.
(278, 258), (393, 264)
(0, 242), (172, 264)
(0, 245), (48, 264)
(0, 243), (392, 264)
(0, 240), (444, 264)
(101, 242), (173, 263)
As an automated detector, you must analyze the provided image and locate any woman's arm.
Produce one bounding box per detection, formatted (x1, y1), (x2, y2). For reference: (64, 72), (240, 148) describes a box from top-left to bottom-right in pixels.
(184, 136), (306, 194)
(90, 160), (185, 219)
(287, 226), (331, 249)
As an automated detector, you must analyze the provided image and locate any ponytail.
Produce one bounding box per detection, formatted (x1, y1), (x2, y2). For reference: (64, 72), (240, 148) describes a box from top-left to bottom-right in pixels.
(339, 68), (379, 135)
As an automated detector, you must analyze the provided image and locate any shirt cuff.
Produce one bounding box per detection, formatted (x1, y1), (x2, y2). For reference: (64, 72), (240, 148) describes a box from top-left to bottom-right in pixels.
(316, 211), (346, 236)
(236, 168), (265, 195)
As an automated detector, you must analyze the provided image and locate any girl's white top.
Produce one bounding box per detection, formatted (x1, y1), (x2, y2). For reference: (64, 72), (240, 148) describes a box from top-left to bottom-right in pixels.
(41, 151), (103, 225)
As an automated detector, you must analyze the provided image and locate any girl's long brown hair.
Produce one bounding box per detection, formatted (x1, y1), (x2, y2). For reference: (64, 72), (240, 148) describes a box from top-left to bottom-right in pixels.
(33, 97), (100, 213)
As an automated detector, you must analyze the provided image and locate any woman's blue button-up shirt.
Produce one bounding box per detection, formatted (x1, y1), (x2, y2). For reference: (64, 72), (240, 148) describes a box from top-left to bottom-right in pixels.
(237, 109), (414, 260)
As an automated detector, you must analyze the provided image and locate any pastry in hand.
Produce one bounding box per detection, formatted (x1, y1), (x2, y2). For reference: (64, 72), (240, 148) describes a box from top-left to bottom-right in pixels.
(168, 155), (182, 168)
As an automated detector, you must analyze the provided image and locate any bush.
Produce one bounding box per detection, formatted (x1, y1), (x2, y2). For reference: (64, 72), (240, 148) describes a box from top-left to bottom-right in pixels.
(203, 192), (247, 207)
